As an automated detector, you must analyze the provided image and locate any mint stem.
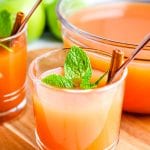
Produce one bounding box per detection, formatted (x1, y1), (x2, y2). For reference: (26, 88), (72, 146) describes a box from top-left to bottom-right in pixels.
(94, 70), (108, 85)
(0, 43), (13, 52)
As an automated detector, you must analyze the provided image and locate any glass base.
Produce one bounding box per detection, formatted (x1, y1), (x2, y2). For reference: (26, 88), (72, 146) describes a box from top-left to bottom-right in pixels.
(35, 131), (49, 150)
(0, 98), (26, 123)
(35, 130), (118, 150)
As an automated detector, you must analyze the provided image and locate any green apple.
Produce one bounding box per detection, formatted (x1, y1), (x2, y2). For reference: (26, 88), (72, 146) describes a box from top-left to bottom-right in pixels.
(43, 0), (86, 40)
(0, 0), (45, 41)
(43, 0), (62, 40)
(27, 2), (45, 41)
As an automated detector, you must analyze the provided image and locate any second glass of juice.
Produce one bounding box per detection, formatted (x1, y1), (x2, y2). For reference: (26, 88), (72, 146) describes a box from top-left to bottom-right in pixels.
(29, 48), (127, 150)
(0, 27), (27, 122)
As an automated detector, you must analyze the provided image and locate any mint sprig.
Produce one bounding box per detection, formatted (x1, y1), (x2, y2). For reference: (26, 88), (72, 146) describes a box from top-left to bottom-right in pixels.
(0, 10), (14, 52)
(0, 10), (12, 38)
(42, 46), (108, 89)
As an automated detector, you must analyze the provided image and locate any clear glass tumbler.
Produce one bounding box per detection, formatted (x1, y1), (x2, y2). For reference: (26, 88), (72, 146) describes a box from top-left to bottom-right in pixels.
(0, 27), (27, 122)
(57, 0), (150, 114)
(29, 48), (127, 150)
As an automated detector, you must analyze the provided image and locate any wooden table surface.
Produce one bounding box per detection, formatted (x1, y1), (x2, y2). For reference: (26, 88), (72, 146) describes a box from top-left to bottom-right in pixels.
(0, 49), (150, 150)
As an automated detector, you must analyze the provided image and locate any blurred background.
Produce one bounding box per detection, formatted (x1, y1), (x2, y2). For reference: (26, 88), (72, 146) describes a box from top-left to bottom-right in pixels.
(0, 0), (62, 50)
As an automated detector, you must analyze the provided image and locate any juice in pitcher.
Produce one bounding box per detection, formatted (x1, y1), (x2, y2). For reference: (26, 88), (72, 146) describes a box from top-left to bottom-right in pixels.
(57, 0), (150, 113)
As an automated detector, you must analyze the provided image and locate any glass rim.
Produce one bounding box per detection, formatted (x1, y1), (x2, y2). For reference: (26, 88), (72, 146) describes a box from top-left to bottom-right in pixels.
(56, 0), (150, 51)
(29, 47), (127, 94)
(0, 25), (26, 42)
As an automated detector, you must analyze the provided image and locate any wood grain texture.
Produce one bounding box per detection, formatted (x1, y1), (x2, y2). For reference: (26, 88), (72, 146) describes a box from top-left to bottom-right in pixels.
(0, 125), (34, 150)
(0, 49), (149, 150)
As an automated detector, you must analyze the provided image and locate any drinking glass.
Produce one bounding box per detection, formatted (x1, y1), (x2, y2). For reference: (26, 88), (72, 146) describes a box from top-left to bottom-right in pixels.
(0, 27), (27, 122)
(29, 48), (127, 150)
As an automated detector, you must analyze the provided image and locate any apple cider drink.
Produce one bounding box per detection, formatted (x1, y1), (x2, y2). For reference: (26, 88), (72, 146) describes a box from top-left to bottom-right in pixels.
(29, 47), (127, 150)
(0, 10), (27, 122)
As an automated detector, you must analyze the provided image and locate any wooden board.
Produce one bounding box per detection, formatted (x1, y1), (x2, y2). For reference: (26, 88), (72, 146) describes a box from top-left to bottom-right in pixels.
(0, 49), (150, 150)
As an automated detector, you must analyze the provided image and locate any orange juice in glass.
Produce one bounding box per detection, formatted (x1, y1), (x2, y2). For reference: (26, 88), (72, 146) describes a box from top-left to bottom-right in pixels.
(29, 48), (127, 150)
(57, 0), (150, 114)
(0, 27), (27, 122)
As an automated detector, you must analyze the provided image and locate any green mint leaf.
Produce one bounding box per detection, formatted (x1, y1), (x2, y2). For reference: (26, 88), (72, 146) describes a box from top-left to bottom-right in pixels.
(64, 46), (92, 87)
(0, 43), (13, 52)
(42, 74), (73, 89)
(0, 10), (12, 38)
